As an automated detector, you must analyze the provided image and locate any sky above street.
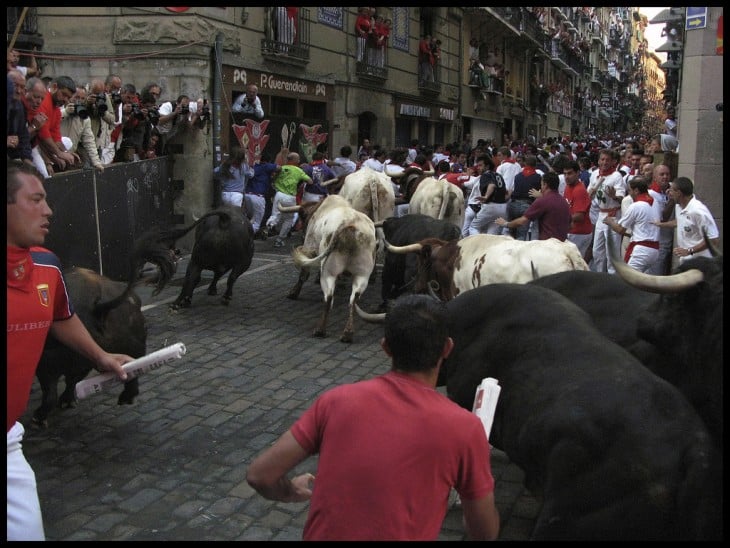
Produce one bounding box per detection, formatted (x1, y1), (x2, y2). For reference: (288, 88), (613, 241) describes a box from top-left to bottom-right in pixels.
(640, 7), (670, 61)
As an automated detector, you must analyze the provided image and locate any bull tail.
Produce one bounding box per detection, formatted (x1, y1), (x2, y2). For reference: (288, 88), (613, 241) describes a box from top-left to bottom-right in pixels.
(292, 224), (357, 269)
(437, 183), (450, 220)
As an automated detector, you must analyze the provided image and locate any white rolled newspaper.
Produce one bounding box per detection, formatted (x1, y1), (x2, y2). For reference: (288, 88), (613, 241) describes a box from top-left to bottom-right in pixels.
(75, 342), (187, 400)
(472, 377), (501, 438)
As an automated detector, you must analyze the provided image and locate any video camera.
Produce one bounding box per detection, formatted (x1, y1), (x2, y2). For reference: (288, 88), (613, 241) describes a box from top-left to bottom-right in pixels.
(130, 103), (146, 121)
(70, 102), (90, 120)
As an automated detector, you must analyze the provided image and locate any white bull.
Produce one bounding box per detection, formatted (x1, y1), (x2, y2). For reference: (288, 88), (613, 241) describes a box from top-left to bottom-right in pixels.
(407, 176), (465, 230)
(283, 194), (377, 343)
(385, 233), (588, 301)
(334, 167), (395, 255)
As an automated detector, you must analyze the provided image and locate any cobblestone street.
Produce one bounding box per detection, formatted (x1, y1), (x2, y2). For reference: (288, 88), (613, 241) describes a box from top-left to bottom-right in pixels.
(20, 237), (539, 540)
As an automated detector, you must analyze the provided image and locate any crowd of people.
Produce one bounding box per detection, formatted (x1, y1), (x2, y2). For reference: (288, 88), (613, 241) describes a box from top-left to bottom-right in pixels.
(218, 128), (718, 277)
(7, 49), (209, 178)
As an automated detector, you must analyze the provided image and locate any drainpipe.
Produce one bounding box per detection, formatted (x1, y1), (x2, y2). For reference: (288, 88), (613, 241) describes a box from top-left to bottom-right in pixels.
(213, 33), (223, 167)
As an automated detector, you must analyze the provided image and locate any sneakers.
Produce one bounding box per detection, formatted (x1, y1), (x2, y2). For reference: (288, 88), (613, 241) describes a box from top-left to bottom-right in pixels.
(273, 238), (285, 248)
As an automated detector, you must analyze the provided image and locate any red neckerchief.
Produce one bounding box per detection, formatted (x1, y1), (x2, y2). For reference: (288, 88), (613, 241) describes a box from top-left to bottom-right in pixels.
(598, 166), (616, 177)
(633, 192), (654, 206)
(7, 245), (35, 292)
(649, 181), (661, 193)
(311, 159), (325, 166)
(522, 166), (537, 178)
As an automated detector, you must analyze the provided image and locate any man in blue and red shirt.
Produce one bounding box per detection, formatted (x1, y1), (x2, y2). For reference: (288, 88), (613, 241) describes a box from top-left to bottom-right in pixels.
(7, 163), (131, 541)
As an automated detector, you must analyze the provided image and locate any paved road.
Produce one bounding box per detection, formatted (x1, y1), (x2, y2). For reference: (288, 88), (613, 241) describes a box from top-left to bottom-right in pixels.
(20, 234), (539, 541)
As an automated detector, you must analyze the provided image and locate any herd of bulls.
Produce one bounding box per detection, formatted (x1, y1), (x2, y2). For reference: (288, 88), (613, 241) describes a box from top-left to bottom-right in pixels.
(35, 166), (722, 540)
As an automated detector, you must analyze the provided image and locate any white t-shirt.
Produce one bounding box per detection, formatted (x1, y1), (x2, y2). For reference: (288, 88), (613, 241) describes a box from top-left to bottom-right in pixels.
(675, 197), (719, 262)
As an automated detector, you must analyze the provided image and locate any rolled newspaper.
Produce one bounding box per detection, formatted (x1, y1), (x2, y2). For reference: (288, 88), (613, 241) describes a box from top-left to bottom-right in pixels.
(75, 342), (187, 400)
(472, 377), (501, 438)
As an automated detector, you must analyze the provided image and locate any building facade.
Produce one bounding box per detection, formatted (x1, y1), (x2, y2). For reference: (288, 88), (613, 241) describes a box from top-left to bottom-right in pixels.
(8, 6), (721, 239)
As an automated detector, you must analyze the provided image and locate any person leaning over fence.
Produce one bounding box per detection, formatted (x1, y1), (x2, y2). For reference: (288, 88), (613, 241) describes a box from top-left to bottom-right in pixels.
(246, 293), (500, 541)
(35, 75), (81, 176)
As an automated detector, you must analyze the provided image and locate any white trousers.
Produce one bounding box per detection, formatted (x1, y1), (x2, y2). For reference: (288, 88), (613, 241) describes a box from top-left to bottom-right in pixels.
(591, 213), (623, 274)
(7, 421), (45, 541)
(221, 191), (244, 208)
(469, 202), (508, 236)
(243, 193), (267, 232)
(267, 191), (297, 239)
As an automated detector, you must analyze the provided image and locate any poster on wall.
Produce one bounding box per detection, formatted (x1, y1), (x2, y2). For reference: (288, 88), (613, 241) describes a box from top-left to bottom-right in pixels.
(231, 118), (329, 164)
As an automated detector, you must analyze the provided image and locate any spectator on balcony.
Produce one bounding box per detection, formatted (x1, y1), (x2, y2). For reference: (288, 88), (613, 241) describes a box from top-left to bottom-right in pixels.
(275, 7), (298, 53)
(355, 7), (373, 62)
(664, 106), (677, 138)
(430, 38), (441, 79)
(7, 47), (40, 78)
(232, 83), (264, 120)
(418, 35), (434, 84)
(372, 15), (390, 68)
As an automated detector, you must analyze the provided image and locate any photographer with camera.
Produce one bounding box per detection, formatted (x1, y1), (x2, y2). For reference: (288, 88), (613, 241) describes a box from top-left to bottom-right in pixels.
(115, 84), (155, 162)
(231, 83), (264, 120)
(60, 86), (105, 172)
(157, 94), (203, 154)
(88, 79), (117, 165)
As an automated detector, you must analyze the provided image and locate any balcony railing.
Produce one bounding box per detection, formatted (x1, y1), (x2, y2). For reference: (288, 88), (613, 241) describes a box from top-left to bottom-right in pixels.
(261, 7), (310, 65)
(520, 9), (546, 47)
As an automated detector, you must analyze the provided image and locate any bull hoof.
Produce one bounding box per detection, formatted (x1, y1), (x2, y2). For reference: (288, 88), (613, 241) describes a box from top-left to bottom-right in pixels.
(208, 288), (218, 296)
(287, 291), (299, 300)
(170, 299), (191, 310)
(312, 329), (326, 338)
(340, 332), (354, 343)
(117, 395), (136, 406)
(221, 296), (232, 306)
(59, 399), (77, 409)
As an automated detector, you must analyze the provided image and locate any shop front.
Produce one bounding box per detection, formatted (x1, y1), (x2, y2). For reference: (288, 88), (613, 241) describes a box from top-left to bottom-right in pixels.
(393, 98), (456, 148)
(221, 67), (334, 163)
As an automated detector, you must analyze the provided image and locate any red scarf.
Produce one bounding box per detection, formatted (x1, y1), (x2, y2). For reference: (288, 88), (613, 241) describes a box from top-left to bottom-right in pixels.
(649, 181), (661, 193)
(633, 192), (654, 206)
(7, 245), (34, 292)
(521, 166), (537, 178)
(598, 166), (616, 177)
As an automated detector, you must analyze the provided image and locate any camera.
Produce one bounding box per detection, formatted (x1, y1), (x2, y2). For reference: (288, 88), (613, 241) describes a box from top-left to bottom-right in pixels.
(199, 99), (210, 122)
(111, 91), (122, 105)
(130, 103), (146, 121)
(72, 102), (90, 120)
(147, 107), (160, 125)
(179, 104), (190, 115)
(88, 93), (109, 117)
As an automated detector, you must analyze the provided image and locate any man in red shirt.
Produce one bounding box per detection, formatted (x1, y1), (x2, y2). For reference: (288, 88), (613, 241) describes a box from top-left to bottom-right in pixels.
(246, 294), (500, 540)
(35, 75), (80, 175)
(563, 159), (593, 260)
(7, 163), (131, 541)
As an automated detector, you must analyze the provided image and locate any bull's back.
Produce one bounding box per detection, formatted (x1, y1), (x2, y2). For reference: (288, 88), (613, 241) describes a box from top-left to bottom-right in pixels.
(444, 284), (721, 540)
(192, 209), (254, 271)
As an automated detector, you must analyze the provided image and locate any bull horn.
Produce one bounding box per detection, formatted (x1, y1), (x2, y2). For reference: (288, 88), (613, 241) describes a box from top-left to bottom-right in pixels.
(320, 177), (340, 187)
(427, 280), (443, 301)
(530, 261), (539, 280)
(421, 169), (435, 176)
(354, 302), (386, 322)
(373, 220), (384, 228)
(608, 229), (704, 293)
(278, 202), (302, 213)
(384, 240), (423, 254)
(384, 164), (405, 178)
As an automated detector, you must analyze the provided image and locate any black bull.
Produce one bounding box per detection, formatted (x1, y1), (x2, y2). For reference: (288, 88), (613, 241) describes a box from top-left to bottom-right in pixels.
(152, 207), (255, 309)
(441, 284), (722, 540)
(379, 214), (461, 309)
(529, 255), (723, 449)
(33, 232), (179, 426)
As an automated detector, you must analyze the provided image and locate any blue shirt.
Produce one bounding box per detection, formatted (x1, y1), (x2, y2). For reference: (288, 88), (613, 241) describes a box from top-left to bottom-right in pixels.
(248, 162), (278, 195)
(214, 163), (254, 193)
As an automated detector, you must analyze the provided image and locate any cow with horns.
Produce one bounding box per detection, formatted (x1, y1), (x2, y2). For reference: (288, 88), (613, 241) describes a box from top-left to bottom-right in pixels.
(383, 164), (435, 217)
(355, 283), (722, 540)
(279, 194), (377, 342)
(384, 233), (588, 301)
(376, 213), (461, 311)
(530, 233), (723, 449)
